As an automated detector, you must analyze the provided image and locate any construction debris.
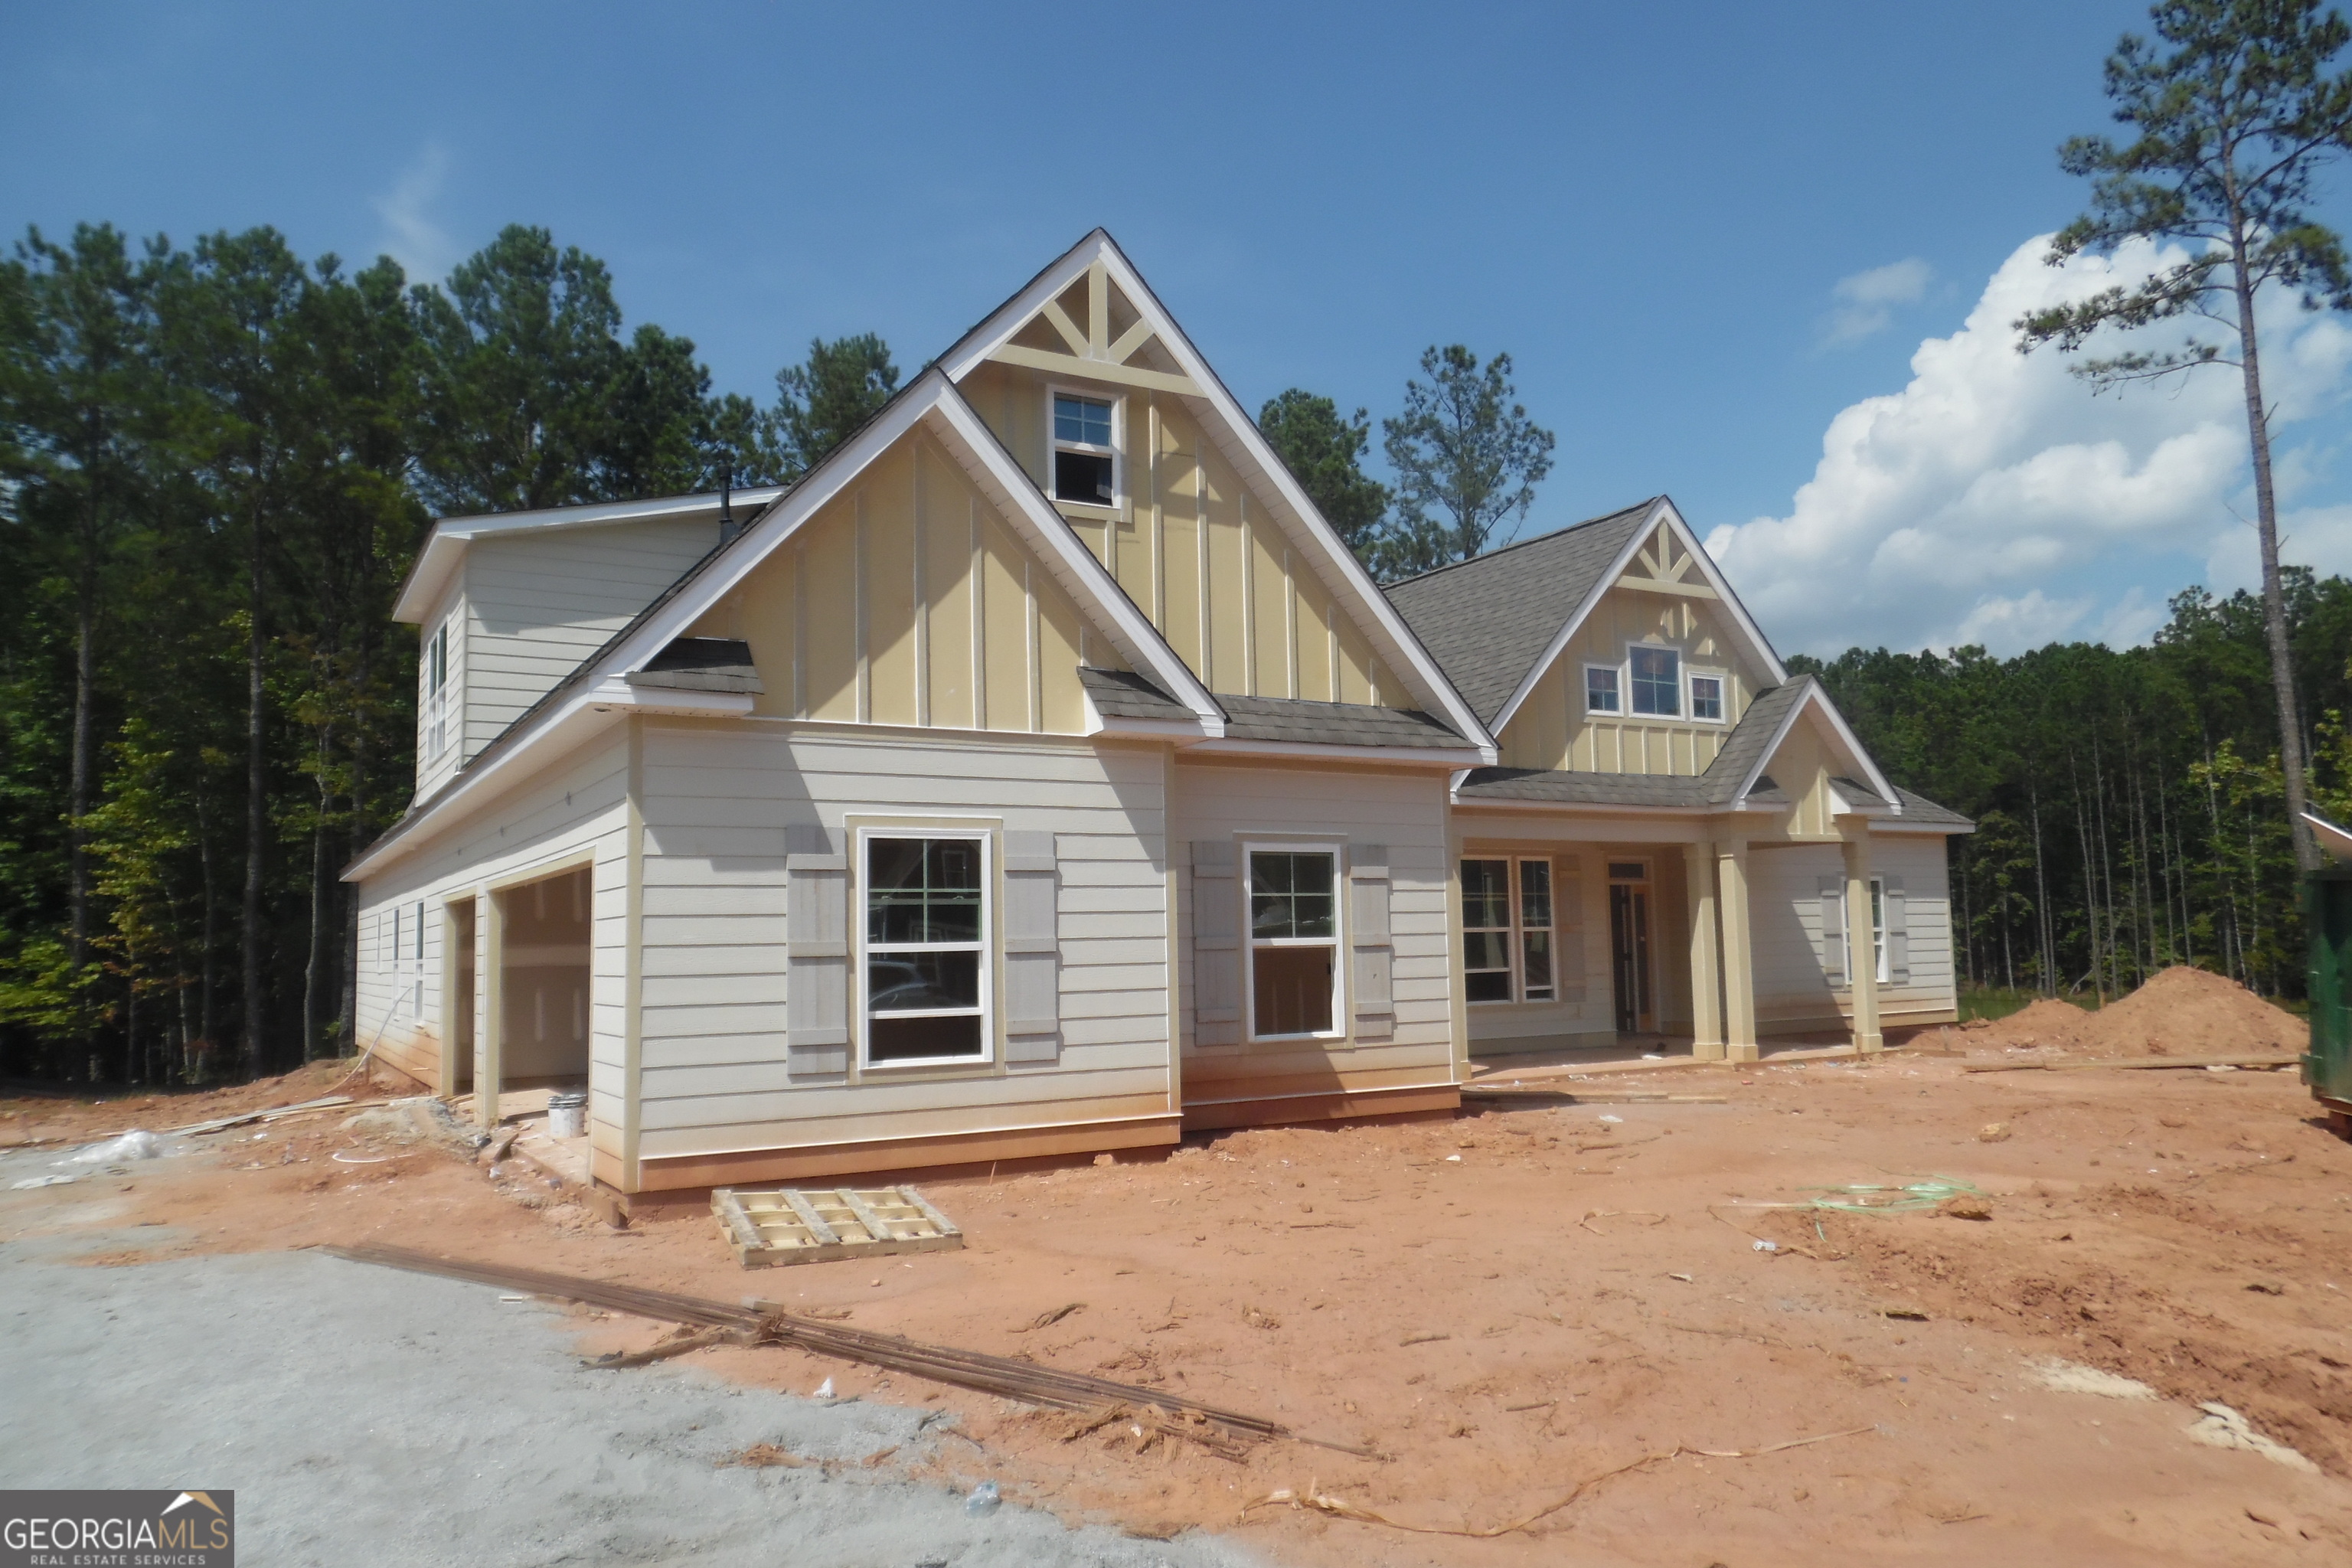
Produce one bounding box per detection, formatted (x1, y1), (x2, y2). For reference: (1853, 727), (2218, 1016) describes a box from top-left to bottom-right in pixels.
(1962, 1054), (2296, 1074)
(710, 1185), (963, 1269)
(1239, 1425), (1877, 1538)
(321, 1243), (1372, 1458)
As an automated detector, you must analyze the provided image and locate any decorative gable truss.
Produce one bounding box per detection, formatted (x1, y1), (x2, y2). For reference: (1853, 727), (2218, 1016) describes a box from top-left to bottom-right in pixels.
(987, 254), (1202, 400)
(1491, 496), (1787, 741)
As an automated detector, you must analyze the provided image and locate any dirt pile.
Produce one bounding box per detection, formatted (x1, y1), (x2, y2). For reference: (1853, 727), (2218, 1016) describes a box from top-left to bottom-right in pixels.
(1978, 965), (2303, 1058)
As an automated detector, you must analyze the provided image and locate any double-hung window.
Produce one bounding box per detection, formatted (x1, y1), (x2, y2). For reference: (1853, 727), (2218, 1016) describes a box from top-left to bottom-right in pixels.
(1689, 672), (1723, 722)
(1051, 394), (1117, 507)
(1584, 665), (1620, 714)
(864, 835), (989, 1063)
(1248, 848), (1339, 1037)
(421, 620), (451, 761)
(1629, 646), (1680, 716)
(1461, 858), (1557, 1003)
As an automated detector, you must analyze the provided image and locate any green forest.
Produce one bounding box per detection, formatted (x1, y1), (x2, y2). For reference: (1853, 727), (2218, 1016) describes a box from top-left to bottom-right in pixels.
(3, 216), (2347, 1089)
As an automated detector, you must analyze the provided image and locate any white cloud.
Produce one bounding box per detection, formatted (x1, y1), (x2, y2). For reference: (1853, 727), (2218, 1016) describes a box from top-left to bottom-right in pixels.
(1710, 233), (2352, 656)
(1819, 257), (1933, 346)
(371, 144), (457, 286)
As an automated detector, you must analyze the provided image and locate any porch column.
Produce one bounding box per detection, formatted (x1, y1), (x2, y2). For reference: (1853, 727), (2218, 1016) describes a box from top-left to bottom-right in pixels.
(476, 883), (503, 1129)
(1841, 827), (1883, 1054)
(1717, 840), (1759, 1062)
(1683, 841), (1723, 1060)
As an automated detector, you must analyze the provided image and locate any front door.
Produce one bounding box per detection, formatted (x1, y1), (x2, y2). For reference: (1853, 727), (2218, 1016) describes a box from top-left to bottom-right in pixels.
(1608, 862), (1655, 1034)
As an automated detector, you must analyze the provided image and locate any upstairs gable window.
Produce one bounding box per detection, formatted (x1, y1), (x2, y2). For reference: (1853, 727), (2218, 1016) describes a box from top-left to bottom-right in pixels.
(1051, 393), (1117, 507)
(1584, 665), (1620, 714)
(1629, 646), (1680, 717)
(1690, 672), (1723, 722)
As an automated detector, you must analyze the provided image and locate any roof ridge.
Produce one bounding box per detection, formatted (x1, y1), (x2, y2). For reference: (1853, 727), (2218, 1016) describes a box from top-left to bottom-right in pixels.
(1381, 498), (1661, 590)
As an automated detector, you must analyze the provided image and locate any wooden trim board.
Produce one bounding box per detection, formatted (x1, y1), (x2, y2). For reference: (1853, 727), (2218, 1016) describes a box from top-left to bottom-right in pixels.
(1181, 1081), (1459, 1132)
(635, 1113), (1184, 1191)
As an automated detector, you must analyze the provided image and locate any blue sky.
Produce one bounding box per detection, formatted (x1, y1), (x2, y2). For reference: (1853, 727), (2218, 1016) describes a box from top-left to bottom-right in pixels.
(11, 2), (2352, 655)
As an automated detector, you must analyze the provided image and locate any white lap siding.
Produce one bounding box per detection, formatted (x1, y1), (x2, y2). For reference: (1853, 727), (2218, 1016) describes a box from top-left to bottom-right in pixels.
(631, 721), (1173, 1165)
(462, 519), (718, 763)
(352, 733), (630, 1137)
(1171, 760), (1457, 1102)
(1748, 835), (1958, 1034)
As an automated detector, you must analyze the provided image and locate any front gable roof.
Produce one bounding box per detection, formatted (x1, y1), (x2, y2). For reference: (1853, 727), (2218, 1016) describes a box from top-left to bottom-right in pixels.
(940, 229), (1494, 755)
(1387, 496), (1788, 733)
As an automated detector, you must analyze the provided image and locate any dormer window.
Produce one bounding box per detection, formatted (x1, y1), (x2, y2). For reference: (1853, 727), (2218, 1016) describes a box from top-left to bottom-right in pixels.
(1050, 393), (1117, 507)
(1629, 646), (1680, 717)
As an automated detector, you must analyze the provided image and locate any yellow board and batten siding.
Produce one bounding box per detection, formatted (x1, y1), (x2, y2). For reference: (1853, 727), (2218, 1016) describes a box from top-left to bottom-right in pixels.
(955, 279), (1400, 709)
(684, 433), (1104, 737)
(1496, 526), (1767, 776)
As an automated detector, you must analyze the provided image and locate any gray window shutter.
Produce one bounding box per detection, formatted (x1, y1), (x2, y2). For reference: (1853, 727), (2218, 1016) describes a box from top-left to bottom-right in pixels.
(1349, 844), (1392, 1037)
(1885, 874), (1909, 984)
(1818, 874), (1845, 987)
(1556, 858), (1585, 1003)
(1191, 840), (1240, 1048)
(1002, 830), (1060, 1064)
(786, 825), (848, 1075)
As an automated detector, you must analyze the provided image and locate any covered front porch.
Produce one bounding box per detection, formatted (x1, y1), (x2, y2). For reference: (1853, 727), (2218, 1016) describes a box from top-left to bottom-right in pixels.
(1452, 805), (1894, 1068)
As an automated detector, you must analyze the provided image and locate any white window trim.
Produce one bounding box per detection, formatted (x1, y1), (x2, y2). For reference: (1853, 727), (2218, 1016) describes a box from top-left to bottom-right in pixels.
(1046, 385), (1123, 511)
(1686, 668), (1728, 726)
(1462, 856), (1557, 1006)
(854, 826), (995, 1070)
(1627, 642), (1683, 719)
(1243, 841), (1345, 1043)
(1582, 662), (1622, 715)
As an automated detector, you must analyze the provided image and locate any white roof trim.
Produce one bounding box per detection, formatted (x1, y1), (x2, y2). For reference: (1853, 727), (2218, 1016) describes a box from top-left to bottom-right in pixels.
(940, 229), (1497, 757)
(391, 485), (786, 625)
(1735, 680), (1898, 812)
(2305, 811), (2352, 862)
(1487, 497), (1788, 737)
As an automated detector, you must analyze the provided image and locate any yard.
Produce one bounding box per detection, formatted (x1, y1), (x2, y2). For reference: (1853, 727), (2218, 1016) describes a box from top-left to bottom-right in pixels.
(4, 973), (2349, 1566)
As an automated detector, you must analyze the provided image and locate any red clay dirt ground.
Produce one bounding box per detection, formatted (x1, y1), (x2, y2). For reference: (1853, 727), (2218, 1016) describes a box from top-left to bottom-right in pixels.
(5, 968), (2351, 1567)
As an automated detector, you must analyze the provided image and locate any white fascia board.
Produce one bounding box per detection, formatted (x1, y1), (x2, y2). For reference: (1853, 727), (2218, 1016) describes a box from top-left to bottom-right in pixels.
(586, 676), (755, 718)
(924, 387), (1223, 729)
(1487, 498), (1788, 738)
(1184, 737), (1488, 768)
(938, 230), (1494, 753)
(390, 485), (787, 623)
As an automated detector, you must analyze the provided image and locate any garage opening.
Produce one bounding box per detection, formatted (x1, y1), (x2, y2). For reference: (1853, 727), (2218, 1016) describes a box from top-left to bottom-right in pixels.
(499, 865), (590, 1092)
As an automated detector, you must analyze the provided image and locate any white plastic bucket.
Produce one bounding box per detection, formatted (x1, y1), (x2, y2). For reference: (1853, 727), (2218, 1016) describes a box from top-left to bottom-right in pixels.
(547, 1090), (587, 1140)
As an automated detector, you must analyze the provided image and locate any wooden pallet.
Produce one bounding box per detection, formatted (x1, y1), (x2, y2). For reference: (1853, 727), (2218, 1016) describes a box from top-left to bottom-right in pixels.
(710, 1184), (965, 1269)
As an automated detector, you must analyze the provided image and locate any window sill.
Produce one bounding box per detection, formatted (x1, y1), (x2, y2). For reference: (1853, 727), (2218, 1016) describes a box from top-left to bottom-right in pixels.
(1053, 499), (1124, 522)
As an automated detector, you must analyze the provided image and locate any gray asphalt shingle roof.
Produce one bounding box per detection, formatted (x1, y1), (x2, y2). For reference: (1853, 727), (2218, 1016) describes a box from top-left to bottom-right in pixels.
(1382, 501), (1658, 725)
(1891, 787), (1975, 828)
(1077, 665), (1475, 749)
